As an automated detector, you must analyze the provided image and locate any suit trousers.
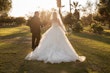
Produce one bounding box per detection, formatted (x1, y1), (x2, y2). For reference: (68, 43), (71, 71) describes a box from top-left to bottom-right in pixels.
(32, 33), (41, 50)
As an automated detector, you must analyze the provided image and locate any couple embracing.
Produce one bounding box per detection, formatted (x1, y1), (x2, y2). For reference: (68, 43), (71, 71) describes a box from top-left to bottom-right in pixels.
(25, 10), (86, 64)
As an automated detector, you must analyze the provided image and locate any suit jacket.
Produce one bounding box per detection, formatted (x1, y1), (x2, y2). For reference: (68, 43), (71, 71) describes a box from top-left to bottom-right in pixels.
(29, 16), (41, 35)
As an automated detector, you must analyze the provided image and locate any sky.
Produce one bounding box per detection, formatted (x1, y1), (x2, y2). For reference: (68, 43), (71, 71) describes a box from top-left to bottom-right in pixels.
(9, 0), (98, 17)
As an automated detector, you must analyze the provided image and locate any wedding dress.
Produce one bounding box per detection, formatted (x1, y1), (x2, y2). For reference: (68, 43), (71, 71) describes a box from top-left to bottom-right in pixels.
(25, 11), (86, 63)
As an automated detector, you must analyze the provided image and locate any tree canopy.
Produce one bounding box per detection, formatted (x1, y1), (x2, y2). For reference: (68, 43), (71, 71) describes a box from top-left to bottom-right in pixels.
(0, 0), (12, 14)
(98, 0), (110, 18)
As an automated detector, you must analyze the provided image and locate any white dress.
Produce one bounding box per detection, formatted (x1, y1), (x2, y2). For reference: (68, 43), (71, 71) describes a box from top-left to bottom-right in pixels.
(25, 21), (86, 63)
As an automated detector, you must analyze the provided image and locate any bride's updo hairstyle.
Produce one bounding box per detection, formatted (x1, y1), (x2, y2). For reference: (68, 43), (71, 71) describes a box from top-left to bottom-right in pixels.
(50, 11), (66, 32)
(50, 11), (58, 20)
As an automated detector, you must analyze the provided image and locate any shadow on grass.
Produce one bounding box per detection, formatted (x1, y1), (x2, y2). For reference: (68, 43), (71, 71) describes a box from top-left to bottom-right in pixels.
(76, 42), (110, 73)
(72, 32), (110, 45)
(103, 31), (110, 36)
(0, 25), (24, 28)
(0, 28), (30, 40)
(69, 36), (110, 73)
(17, 60), (88, 73)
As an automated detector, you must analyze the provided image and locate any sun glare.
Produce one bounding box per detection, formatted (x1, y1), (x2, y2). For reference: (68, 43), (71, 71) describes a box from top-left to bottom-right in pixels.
(10, 0), (57, 17)
(10, 0), (97, 17)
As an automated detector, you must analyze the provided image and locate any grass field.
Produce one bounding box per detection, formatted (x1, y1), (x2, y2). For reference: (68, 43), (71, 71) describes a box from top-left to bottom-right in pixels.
(0, 25), (110, 73)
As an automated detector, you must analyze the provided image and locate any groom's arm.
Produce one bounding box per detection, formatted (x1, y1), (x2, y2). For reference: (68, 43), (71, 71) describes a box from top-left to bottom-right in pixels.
(27, 18), (33, 32)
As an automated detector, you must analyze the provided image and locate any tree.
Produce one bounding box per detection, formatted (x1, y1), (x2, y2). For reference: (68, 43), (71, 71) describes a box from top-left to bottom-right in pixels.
(56, 0), (61, 7)
(81, 14), (93, 26)
(97, 0), (110, 29)
(72, 11), (83, 32)
(72, 2), (83, 32)
(56, 0), (62, 18)
(40, 10), (51, 27)
(15, 17), (26, 25)
(63, 13), (73, 25)
(0, 0), (12, 15)
(71, 1), (81, 12)
(86, 0), (93, 14)
(98, 0), (110, 17)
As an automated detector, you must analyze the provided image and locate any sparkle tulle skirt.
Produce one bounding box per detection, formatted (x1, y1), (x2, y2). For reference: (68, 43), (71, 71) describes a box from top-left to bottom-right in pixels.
(25, 25), (86, 63)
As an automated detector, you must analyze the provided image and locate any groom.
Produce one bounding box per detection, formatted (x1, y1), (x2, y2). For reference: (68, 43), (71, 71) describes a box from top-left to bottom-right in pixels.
(28, 11), (41, 50)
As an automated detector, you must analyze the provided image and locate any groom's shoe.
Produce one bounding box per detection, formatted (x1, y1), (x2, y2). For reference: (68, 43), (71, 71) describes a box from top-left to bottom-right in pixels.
(32, 46), (36, 51)
(32, 47), (35, 51)
(32, 48), (34, 50)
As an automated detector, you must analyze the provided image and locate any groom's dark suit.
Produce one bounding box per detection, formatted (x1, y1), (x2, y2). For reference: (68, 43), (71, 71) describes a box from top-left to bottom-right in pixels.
(29, 11), (41, 50)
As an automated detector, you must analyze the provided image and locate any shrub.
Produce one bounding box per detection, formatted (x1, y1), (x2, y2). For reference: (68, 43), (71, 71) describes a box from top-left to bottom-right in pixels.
(91, 23), (104, 34)
(72, 21), (83, 32)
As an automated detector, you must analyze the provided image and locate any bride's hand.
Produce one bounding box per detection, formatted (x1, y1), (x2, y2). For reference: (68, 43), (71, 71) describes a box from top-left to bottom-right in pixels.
(65, 31), (68, 34)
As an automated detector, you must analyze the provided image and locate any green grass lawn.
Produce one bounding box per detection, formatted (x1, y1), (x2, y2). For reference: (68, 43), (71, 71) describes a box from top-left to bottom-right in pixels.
(0, 25), (110, 73)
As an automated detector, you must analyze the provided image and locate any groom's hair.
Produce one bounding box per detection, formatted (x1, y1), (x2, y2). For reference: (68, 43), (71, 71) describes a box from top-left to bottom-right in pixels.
(34, 11), (39, 16)
(35, 11), (39, 14)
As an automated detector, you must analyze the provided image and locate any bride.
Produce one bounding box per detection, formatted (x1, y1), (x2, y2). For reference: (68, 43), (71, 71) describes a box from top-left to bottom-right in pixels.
(25, 11), (86, 63)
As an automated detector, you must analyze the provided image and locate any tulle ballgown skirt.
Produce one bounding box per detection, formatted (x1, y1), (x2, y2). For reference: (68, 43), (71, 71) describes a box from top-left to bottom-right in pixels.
(25, 25), (86, 63)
